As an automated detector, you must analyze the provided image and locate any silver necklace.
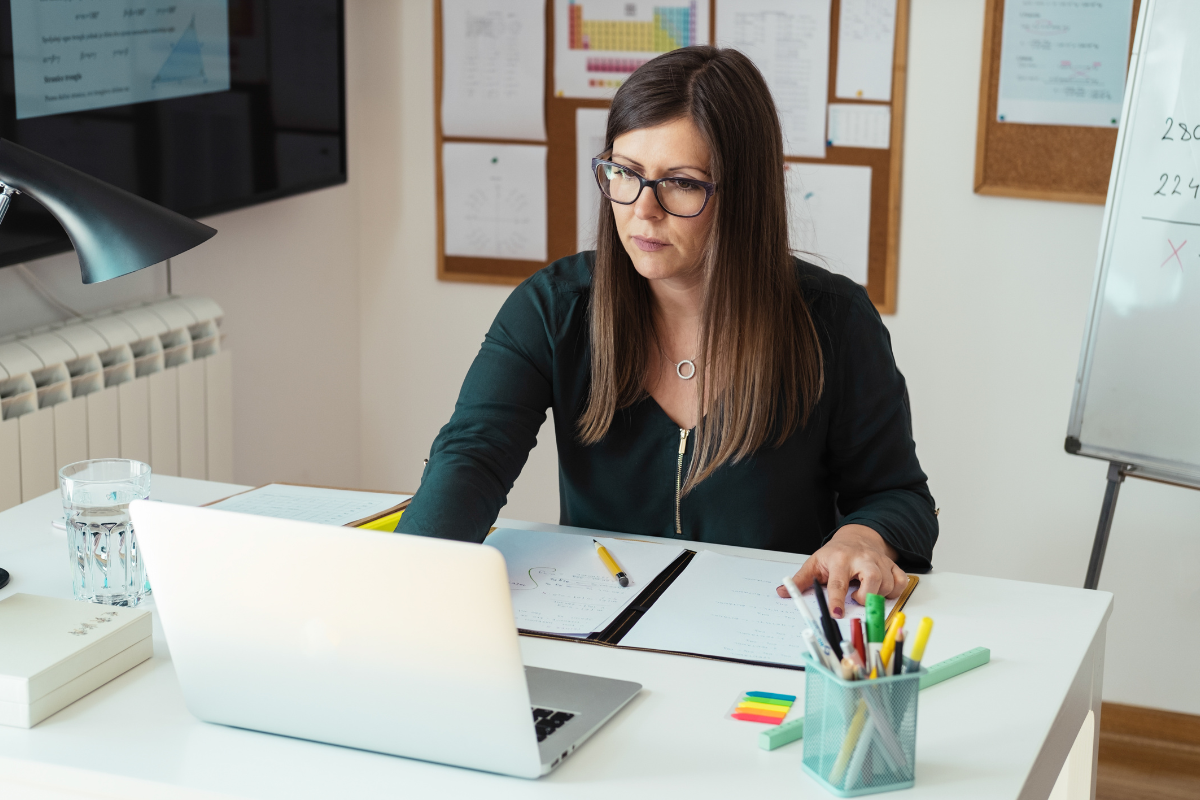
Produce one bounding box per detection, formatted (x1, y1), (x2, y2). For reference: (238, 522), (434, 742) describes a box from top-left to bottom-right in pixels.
(657, 340), (698, 380)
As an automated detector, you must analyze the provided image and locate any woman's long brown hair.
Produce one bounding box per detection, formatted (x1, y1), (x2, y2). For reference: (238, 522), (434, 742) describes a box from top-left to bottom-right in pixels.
(577, 46), (825, 493)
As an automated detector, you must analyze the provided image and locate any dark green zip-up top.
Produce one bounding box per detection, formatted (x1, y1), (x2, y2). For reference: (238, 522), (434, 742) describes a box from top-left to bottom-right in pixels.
(399, 253), (938, 572)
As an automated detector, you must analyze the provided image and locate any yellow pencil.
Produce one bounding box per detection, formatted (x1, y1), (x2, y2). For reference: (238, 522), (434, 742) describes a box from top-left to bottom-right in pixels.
(879, 612), (906, 674)
(592, 539), (629, 587)
(829, 698), (869, 785)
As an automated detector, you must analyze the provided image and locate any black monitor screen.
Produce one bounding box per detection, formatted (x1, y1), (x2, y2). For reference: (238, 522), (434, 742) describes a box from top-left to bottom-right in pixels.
(0, 0), (345, 268)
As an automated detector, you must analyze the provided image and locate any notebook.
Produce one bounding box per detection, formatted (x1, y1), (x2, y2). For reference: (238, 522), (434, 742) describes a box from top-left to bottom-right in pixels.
(485, 530), (917, 671)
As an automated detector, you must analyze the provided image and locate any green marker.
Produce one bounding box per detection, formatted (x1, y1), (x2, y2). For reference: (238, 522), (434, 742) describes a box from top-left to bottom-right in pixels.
(865, 593), (885, 643)
(758, 647), (992, 751)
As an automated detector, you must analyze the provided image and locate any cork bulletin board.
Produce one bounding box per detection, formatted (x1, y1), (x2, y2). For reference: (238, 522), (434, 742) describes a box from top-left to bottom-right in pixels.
(974, 0), (1142, 204)
(434, 0), (911, 314)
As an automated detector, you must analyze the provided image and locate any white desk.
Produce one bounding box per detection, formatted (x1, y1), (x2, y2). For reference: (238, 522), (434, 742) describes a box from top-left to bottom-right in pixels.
(0, 476), (1110, 800)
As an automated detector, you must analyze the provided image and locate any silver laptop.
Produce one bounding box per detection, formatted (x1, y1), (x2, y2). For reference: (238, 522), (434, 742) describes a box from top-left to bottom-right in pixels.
(130, 501), (641, 778)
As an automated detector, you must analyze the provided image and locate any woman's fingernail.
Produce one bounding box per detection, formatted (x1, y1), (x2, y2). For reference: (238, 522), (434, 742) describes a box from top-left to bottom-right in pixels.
(833, 607), (843, 617)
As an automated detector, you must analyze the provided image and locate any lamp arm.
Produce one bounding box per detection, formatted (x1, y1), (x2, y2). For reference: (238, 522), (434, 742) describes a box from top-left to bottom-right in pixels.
(0, 182), (20, 227)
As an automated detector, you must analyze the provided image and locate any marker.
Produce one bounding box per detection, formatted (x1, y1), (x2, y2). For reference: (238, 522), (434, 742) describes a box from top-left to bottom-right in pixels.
(879, 612), (906, 672)
(851, 618), (865, 675)
(811, 580), (843, 660)
(907, 617), (934, 671)
(782, 576), (829, 646)
(592, 539), (629, 587)
(865, 594), (886, 643)
(865, 594), (885, 672)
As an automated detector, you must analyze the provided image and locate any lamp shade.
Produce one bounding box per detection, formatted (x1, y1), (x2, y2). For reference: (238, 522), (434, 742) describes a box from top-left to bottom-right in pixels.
(0, 139), (216, 284)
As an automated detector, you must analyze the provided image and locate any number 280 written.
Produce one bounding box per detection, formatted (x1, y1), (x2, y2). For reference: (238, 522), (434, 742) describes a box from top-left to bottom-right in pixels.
(1154, 174), (1200, 197)
(1162, 118), (1200, 141)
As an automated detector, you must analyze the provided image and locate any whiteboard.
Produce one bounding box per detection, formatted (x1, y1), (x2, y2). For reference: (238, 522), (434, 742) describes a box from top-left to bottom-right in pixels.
(1067, 0), (1200, 487)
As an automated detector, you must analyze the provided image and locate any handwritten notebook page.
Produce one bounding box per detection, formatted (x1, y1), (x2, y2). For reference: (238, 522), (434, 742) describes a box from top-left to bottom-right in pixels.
(484, 528), (685, 637)
(617, 550), (899, 667)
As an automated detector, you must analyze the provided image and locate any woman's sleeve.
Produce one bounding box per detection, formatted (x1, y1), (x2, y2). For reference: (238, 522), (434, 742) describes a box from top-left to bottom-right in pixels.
(825, 289), (939, 572)
(396, 276), (559, 542)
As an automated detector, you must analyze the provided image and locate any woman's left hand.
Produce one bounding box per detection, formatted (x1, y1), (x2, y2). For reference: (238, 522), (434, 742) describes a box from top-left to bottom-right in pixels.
(774, 524), (907, 618)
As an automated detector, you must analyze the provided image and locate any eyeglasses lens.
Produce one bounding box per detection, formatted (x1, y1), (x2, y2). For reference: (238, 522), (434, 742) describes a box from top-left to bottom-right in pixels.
(596, 163), (708, 217)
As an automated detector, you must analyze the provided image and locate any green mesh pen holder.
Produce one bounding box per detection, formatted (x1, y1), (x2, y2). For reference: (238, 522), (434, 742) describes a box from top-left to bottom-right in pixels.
(801, 653), (923, 796)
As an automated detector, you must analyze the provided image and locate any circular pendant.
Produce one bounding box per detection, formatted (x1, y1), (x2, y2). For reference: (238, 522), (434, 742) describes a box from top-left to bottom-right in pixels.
(676, 360), (696, 380)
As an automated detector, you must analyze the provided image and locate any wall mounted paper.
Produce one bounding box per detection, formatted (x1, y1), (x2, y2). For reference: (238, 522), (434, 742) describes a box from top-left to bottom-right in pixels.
(827, 103), (891, 149)
(717, 0), (831, 159)
(11, 0), (231, 120)
(576, 107), (609, 251)
(443, 142), (548, 261)
(835, 0), (896, 101)
(554, 0), (711, 99)
(785, 163), (872, 285)
(441, 0), (546, 141)
(997, 0), (1134, 127)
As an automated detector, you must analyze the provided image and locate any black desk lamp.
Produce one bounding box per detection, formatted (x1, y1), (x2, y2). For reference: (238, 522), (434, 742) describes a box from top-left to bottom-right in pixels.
(0, 138), (217, 589)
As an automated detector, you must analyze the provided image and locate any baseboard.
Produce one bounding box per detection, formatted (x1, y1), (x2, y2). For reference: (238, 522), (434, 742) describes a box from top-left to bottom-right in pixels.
(1099, 702), (1200, 800)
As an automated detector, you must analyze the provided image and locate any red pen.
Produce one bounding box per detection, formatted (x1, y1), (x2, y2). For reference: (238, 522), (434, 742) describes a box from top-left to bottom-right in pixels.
(851, 618), (865, 674)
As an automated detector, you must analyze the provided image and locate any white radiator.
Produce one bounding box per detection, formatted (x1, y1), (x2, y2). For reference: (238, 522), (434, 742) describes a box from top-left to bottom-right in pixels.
(0, 296), (232, 512)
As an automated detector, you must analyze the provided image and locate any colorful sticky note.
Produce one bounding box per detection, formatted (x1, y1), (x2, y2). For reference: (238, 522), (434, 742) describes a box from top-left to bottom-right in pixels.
(730, 691), (795, 724)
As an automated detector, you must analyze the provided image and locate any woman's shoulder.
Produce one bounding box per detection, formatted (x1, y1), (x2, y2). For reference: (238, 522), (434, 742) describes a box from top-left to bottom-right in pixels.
(790, 256), (882, 344)
(521, 251), (594, 298)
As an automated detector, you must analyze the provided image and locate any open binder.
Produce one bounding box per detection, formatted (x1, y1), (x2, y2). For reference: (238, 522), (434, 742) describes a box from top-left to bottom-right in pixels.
(518, 546), (920, 672)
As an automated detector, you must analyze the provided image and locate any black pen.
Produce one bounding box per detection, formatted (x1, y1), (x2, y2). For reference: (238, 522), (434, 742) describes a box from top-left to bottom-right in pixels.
(811, 579), (843, 660)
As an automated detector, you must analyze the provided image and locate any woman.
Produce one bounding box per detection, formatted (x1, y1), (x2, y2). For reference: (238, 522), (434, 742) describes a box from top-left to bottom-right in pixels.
(400, 46), (937, 618)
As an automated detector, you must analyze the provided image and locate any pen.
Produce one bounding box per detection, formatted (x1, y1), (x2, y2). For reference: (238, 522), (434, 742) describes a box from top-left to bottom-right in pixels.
(907, 617), (934, 672)
(893, 628), (905, 677)
(879, 612), (906, 673)
(811, 580), (843, 660)
(592, 539), (629, 587)
(782, 576), (830, 647)
(851, 618), (865, 675)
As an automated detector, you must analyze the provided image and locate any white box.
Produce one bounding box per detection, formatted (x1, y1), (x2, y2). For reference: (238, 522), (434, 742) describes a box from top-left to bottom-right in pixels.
(0, 594), (153, 728)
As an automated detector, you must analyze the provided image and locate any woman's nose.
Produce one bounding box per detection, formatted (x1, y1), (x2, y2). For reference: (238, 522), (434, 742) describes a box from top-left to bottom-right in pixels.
(633, 184), (665, 221)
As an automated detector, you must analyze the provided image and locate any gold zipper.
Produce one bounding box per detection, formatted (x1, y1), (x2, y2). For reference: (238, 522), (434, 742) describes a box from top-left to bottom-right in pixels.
(675, 428), (689, 535)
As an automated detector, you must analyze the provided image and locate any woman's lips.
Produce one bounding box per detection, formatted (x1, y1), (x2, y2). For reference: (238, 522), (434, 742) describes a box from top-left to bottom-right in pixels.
(632, 235), (669, 252)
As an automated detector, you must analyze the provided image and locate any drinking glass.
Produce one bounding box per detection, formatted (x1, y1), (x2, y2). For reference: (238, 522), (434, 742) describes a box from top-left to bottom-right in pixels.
(60, 459), (152, 606)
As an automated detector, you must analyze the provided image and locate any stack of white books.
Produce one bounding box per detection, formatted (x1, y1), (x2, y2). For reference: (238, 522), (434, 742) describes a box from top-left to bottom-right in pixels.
(0, 593), (152, 728)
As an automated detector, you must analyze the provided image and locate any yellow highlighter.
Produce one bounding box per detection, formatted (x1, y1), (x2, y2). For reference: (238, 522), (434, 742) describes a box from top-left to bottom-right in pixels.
(907, 617), (934, 671)
(593, 539), (629, 587)
(879, 612), (906, 675)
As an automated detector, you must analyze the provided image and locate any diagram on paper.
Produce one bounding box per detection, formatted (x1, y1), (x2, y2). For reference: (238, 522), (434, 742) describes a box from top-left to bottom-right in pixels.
(11, 0), (231, 120)
(554, 0), (710, 99)
(442, 142), (548, 262)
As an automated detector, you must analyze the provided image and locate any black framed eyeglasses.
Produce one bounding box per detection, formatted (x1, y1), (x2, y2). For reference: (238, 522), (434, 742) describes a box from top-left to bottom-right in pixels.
(591, 158), (716, 218)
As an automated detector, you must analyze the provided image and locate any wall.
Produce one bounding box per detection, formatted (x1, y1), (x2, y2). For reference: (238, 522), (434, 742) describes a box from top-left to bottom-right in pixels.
(0, 177), (362, 494)
(352, 0), (1200, 714)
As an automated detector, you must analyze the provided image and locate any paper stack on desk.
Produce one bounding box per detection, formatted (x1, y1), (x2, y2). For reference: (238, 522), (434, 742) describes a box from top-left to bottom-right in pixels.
(0, 593), (152, 728)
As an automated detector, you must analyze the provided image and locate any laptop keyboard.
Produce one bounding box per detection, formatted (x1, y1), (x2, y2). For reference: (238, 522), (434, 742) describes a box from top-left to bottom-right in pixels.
(532, 707), (576, 742)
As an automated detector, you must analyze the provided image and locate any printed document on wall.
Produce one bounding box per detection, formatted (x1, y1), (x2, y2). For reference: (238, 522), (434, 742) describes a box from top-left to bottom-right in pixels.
(441, 0), (546, 140)
(785, 163), (872, 285)
(717, 0), (831, 159)
(997, 0), (1134, 127)
(11, 0), (231, 120)
(827, 103), (890, 149)
(554, 0), (711, 99)
(576, 107), (609, 251)
(443, 142), (548, 261)
(835, 0), (896, 101)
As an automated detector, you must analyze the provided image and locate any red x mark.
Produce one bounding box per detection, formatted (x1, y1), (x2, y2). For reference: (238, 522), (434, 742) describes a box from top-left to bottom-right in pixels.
(1161, 238), (1188, 270)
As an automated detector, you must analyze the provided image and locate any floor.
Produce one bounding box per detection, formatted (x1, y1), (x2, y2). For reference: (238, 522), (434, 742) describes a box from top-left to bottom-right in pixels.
(1097, 703), (1200, 800)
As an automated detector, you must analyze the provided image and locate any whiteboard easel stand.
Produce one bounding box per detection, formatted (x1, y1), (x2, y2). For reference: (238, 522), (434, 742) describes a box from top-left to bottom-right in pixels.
(1081, 461), (1129, 590)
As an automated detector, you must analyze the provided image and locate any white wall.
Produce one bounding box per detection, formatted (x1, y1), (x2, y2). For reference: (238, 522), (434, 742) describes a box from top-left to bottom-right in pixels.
(0, 170), (362, 493)
(352, 0), (1200, 714)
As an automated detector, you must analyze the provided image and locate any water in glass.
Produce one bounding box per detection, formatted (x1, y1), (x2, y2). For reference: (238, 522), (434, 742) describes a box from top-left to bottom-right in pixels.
(60, 459), (152, 606)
